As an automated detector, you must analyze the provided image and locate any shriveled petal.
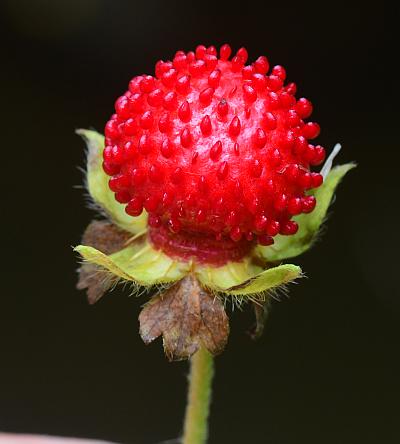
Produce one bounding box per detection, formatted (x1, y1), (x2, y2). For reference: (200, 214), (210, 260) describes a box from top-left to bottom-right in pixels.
(248, 301), (270, 340)
(256, 162), (356, 262)
(77, 129), (147, 234)
(75, 240), (190, 287)
(139, 275), (229, 360)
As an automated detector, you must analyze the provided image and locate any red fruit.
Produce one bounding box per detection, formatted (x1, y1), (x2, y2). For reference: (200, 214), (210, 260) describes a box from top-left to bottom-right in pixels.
(104, 44), (324, 260)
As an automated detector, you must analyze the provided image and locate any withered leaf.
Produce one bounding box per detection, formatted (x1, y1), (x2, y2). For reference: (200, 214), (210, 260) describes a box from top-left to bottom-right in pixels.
(76, 264), (115, 305)
(139, 275), (229, 361)
(77, 220), (133, 304)
(81, 220), (132, 253)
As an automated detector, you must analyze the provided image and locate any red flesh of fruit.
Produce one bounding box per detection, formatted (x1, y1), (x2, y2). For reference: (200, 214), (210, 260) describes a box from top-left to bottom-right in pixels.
(103, 44), (325, 264)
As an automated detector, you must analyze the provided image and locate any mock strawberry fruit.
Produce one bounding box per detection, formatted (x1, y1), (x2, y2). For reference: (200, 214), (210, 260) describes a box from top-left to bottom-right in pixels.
(103, 44), (325, 261)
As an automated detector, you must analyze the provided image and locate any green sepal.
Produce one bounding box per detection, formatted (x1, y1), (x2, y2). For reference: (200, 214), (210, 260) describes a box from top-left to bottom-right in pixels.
(195, 258), (263, 291)
(77, 129), (148, 235)
(256, 162), (356, 262)
(74, 240), (191, 287)
(225, 264), (302, 296)
(195, 258), (301, 298)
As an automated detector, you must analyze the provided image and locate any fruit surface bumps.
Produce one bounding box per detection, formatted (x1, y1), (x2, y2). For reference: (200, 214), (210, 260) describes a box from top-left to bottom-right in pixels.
(103, 44), (325, 245)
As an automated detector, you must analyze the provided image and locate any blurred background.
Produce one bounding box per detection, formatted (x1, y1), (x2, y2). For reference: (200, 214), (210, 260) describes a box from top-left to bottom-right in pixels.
(1, 1), (399, 443)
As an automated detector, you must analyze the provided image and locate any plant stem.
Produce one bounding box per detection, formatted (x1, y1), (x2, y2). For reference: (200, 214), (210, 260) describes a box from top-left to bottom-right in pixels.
(182, 347), (214, 444)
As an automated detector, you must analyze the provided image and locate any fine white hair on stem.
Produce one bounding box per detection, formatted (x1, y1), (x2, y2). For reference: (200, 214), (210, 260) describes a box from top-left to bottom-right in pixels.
(320, 143), (342, 179)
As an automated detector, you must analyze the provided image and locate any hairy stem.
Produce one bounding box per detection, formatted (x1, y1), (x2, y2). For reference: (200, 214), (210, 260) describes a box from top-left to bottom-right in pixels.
(182, 347), (214, 444)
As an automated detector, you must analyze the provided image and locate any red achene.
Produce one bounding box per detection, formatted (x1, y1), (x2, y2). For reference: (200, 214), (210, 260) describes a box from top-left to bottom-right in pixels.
(103, 44), (325, 263)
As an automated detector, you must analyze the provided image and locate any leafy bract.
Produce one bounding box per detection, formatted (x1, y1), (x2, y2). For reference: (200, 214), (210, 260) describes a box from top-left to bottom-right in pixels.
(195, 258), (263, 291)
(195, 258), (301, 298)
(77, 129), (147, 234)
(256, 163), (356, 262)
(224, 264), (302, 296)
(75, 241), (190, 287)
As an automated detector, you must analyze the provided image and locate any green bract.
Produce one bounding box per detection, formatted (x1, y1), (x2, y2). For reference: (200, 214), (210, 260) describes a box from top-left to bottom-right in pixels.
(75, 243), (191, 287)
(77, 129), (147, 235)
(195, 257), (264, 291)
(256, 162), (356, 262)
(222, 264), (302, 296)
(75, 130), (354, 300)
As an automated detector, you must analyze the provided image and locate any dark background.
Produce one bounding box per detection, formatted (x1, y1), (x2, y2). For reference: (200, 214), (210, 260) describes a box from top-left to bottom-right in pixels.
(1, 1), (399, 443)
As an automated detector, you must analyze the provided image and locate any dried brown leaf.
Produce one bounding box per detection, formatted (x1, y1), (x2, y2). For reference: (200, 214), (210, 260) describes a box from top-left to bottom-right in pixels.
(76, 264), (115, 305)
(139, 275), (229, 361)
(77, 220), (133, 304)
(81, 220), (132, 253)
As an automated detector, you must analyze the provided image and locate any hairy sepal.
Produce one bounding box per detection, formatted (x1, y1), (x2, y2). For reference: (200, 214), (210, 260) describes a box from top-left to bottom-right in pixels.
(195, 258), (263, 291)
(195, 258), (301, 301)
(74, 240), (190, 288)
(256, 162), (356, 262)
(77, 129), (148, 234)
(225, 264), (302, 296)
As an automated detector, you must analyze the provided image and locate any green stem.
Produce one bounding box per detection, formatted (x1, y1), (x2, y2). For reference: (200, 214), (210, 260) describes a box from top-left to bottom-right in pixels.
(182, 347), (214, 444)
